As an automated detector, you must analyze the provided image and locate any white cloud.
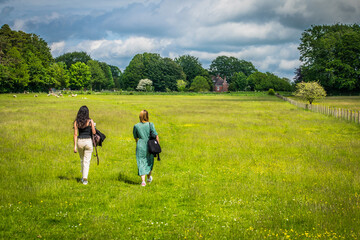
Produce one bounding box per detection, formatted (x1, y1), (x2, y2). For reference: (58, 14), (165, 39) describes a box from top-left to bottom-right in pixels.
(176, 21), (301, 50)
(275, 0), (307, 15)
(50, 37), (173, 69)
(189, 0), (258, 24)
(279, 59), (300, 70)
(51, 37), (171, 58)
(187, 42), (300, 77)
(12, 12), (60, 31)
(50, 41), (66, 56)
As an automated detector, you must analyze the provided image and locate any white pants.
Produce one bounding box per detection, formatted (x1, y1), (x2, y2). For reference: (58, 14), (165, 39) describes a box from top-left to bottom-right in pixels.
(77, 138), (93, 179)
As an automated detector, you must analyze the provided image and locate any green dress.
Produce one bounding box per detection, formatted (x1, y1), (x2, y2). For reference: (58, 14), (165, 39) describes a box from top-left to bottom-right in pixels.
(133, 122), (158, 176)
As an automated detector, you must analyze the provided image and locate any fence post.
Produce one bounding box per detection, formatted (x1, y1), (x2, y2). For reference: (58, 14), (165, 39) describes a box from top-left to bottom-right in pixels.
(353, 110), (356, 123)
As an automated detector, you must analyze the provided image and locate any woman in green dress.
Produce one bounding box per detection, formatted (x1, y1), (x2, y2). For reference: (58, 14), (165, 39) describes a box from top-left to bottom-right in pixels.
(133, 110), (159, 186)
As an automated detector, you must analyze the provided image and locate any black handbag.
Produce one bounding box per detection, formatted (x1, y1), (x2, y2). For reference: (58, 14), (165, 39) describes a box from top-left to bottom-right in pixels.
(90, 122), (106, 165)
(93, 129), (106, 147)
(147, 122), (161, 161)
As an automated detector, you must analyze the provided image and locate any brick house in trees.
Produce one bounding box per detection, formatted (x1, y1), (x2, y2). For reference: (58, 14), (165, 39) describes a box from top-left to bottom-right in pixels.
(212, 75), (229, 92)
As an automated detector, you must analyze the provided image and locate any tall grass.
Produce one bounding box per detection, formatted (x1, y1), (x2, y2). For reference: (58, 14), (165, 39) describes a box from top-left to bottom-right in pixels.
(0, 94), (359, 239)
(291, 96), (360, 111)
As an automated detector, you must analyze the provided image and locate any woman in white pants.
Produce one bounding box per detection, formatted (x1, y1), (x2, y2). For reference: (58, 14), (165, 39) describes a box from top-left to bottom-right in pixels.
(73, 106), (96, 185)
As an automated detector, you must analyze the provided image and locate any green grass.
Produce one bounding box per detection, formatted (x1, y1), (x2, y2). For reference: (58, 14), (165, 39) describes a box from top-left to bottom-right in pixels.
(290, 96), (360, 111)
(316, 96), (360, 111)
(1, 93), (360, 239)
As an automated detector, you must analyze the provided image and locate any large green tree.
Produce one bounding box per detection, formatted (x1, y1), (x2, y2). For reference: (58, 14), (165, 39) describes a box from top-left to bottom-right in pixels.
(209, 56), (257, 83)
(247, 71), (292, 91)
(55, 52), (91, 69)
(69, 62), (91, 90)
(229, 72), (248, 91)
(157, 57), (185, 91)
(174, 55), (204, 86)
(87, 60), (106, 91)
(0, 24), (53, 92)
(122, 53), (185, 91)
(99, 62), (115, 89)
(109, 65), (122, 89)
(189, 76), (210, 92)
(121, 54), (146, 90)
(298, 24), (360, 93)
(0, 47), (30, 92)
(47, 62), (69, 89)
(26, 51), (51, 92)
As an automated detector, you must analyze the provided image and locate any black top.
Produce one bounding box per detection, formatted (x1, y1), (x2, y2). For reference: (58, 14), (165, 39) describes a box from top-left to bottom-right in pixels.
(78, 125), (92, 139)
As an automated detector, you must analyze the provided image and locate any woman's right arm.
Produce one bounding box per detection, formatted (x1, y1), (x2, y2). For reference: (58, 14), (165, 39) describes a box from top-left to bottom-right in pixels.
(73, 121), (78, 153)
(156, 135), (159, 143)
(133, 125), (138, 143)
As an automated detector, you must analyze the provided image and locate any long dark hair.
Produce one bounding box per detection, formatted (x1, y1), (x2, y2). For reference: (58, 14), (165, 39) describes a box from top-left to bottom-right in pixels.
(75, 106), (90, 129)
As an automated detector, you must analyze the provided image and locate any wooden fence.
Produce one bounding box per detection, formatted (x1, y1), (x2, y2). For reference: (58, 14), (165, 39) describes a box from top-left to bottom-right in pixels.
(276, 94), (360, 124)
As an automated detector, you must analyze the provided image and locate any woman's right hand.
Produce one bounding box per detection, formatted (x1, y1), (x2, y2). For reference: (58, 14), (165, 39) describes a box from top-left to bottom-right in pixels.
(74, 147), (77, 153)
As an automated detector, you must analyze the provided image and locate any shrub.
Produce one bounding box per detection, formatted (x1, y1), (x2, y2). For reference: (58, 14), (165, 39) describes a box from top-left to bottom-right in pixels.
(189, 76), (210, 92)
(268, 88), (276, 95)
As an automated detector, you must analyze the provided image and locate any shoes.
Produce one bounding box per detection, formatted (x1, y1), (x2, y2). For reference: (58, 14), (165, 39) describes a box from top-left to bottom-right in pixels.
(147, 176), (153, 183)
(141, 181), (146, 187)
(81, 178), (88, 185)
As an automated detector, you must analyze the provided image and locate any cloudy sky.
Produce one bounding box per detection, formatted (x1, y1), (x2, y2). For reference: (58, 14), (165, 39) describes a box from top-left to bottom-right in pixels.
(1, 0), (360, 79)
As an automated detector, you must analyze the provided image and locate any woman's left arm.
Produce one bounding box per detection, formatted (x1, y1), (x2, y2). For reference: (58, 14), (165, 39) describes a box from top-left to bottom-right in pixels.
(90, 119), (96, 135)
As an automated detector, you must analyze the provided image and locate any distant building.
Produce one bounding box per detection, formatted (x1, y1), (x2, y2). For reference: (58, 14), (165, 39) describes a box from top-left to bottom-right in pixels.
(212, 75), (229, 92)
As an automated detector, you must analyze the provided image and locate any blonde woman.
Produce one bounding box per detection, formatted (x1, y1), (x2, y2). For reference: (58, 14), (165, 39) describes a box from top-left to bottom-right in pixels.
(73, 106), (96, 185)
(133, 110), (159, 186)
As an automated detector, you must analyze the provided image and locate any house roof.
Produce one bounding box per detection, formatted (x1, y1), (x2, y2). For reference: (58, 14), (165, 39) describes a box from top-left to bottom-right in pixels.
(213, 76), (228, 86)
(215, 78), (224, 86)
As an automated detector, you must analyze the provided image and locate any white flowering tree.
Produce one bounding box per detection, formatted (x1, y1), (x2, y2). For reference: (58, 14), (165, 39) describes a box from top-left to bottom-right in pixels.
(294, 81), (326, 104)
(136, 79), (153, 92)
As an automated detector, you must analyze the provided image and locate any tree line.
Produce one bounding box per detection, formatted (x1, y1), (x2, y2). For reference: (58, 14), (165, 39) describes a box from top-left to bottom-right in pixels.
(295, 23), (360, 94)
(0, 24), (293, 93)
(2, 23), (358, 93)
(0, 24), (121, 92)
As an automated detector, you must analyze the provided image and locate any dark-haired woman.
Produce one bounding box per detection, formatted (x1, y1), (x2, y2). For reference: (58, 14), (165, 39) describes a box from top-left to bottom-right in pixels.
(73, 105), (96, 185)
(133, 110), (159, 187)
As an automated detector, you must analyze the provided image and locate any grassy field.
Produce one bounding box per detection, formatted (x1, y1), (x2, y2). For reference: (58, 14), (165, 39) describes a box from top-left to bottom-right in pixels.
(0, 93), (360, 239)
(290, 96), (360, 111)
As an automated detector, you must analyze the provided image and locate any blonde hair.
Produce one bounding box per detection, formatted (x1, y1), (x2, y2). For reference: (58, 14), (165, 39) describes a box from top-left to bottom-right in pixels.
(139, 110), (149, 123)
